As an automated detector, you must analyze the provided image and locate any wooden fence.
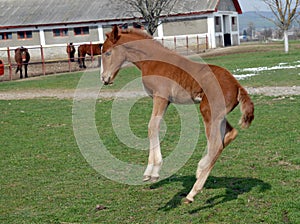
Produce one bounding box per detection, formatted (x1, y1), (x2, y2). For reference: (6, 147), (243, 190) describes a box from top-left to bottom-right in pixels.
(0, 34), (208, 81)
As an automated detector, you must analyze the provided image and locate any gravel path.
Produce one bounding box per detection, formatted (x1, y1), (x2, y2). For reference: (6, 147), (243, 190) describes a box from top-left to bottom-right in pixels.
(0, 86), (300, 100)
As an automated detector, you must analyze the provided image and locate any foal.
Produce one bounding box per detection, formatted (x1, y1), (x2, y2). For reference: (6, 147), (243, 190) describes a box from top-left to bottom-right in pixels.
(15, 47), (30, 79)
(78, 43), (103, 68)
(101, 26), (254, 203)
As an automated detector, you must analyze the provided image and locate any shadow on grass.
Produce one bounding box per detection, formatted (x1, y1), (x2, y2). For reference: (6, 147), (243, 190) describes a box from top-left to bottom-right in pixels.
(151, 175), (271, 212)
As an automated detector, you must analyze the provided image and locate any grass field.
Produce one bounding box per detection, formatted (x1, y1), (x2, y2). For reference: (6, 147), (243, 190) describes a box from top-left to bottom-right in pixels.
(1, 42), (300, 223)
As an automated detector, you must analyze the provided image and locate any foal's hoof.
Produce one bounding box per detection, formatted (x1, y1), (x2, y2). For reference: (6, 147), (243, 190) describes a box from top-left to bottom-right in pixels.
(183, 198), (193, 204)
(150, 176), (159, 183)
(143, 175), (151, 182)
(143, 176), (159, 183)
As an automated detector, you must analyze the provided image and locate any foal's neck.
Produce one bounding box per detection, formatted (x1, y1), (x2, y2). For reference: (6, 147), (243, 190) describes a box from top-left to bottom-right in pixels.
(123, 39), (185, 67)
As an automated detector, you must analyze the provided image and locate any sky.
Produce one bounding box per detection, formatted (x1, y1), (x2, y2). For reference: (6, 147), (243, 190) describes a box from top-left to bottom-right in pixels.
(238, 0), (270, 12)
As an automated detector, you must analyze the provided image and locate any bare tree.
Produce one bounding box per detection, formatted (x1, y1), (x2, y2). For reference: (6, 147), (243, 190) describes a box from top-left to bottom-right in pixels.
(124, 0), (178, 35)
(261, 0), (300, 52)
(261, 27), (273, 40)
(247, 22), (256, 40)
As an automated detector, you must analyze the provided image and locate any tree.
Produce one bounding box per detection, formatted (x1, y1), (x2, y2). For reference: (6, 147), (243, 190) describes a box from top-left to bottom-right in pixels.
(261, 27), (273, 40)
(261, 0), (300, 52)
(247, 22), (256, 39)
(124, 0), (178, 35)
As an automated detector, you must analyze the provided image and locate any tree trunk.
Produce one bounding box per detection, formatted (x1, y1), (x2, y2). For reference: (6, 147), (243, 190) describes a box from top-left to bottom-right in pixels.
(284, 30), (289, 53)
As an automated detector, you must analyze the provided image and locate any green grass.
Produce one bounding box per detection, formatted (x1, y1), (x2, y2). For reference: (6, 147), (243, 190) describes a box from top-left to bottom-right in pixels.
(0, 68), (141, 93)
(194, 41), (300, 87)
(1, 96), (299, 223)
(201, 42), (300, 70)
(0, 72), (83, 91)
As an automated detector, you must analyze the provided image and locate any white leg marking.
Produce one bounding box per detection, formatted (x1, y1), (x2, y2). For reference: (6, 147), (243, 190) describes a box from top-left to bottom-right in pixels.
(146, 115), (163, 180)
(143, 164), (154, 176)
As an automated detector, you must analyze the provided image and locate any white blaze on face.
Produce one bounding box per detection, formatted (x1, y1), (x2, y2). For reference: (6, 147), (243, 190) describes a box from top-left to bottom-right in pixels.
(100, 50), (112, 84)
(100, 55), (104, 74)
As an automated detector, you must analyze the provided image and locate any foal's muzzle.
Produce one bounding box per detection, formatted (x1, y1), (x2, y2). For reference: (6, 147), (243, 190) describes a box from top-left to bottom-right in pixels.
(101, 75), (112, 85)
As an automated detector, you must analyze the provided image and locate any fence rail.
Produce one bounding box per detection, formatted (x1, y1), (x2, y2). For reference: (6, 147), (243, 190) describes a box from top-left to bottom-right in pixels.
(0, 34), (208, 82)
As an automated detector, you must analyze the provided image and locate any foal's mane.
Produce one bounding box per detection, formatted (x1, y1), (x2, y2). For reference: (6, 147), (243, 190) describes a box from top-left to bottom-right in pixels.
(120, 28), (176, 54)
(120, 28), (153, 40)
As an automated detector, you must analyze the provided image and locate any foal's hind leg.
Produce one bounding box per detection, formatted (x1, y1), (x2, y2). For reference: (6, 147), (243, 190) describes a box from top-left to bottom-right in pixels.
(185, 99), (237, 203)
(223, 119), (238, 147)
(82, 58), (87, 69)
(195, 118), (237, 180)
(185, 119), (225, 203)
(78, 53), (85, 68)
(143, 96), (169, 182)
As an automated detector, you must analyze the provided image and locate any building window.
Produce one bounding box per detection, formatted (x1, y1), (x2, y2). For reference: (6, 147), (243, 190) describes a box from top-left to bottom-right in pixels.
(74, 27), (89, 35)
(215, 17), (220, 26)
(0, 32), (12, 40)
(53, 28), (68, 37)
(215, 16), (222, 32)
(17, 31), (32, 39)
(232, 17), (236, 25)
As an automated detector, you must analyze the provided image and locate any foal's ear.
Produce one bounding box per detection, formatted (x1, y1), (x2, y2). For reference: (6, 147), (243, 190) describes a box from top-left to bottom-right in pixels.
(109, 25), (121, 44)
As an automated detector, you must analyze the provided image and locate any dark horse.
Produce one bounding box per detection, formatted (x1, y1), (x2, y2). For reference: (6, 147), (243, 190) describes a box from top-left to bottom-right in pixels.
(66, 43), (76, 62)
(15, 47), (30, 79)
(78, 43), (103, 68)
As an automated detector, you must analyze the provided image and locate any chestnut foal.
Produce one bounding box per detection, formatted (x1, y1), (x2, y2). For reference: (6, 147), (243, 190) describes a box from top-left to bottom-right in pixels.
(101, 26), (254, 203)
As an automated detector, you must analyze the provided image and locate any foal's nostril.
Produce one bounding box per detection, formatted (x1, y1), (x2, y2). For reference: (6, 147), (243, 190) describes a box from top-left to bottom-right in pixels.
(102, 76), (110, 85)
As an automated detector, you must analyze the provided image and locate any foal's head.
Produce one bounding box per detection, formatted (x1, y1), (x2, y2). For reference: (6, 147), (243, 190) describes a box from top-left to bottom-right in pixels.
(101, 26), (124, 85)
(101, 25), (152, 85)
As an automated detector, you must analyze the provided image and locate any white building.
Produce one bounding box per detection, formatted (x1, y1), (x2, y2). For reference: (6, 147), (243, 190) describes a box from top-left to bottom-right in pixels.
(0, 0), (242, 49)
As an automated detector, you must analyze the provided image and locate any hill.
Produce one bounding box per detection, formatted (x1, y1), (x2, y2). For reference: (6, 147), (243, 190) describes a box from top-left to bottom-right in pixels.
(239, 11), (275, 32)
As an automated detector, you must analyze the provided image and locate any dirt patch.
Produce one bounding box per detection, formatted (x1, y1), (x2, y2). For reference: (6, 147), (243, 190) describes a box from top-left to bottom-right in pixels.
(0, 86), (299, 100)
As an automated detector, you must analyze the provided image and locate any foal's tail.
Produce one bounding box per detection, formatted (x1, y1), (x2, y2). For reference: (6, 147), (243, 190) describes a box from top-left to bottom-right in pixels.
(238, 87), (254, 129)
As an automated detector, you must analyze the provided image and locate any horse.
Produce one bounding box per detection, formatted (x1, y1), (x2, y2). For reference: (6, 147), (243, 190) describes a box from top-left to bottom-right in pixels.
(66, 43), (76, 62)
(101, 25), (254, 203)
(15, 47), (30, 79)
(78, 43), (103, 68)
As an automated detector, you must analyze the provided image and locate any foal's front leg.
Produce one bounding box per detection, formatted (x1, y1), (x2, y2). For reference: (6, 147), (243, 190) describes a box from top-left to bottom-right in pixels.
(143, 96), (169, 182)
(24, 65), (28, 78)
(19, 67), (23, 79)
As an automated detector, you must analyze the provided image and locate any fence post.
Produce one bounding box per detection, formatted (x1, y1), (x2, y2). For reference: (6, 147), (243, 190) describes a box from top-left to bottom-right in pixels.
(186, 36), (189, 55)
(206, 35), (209, 49)
(90, 42), (94, 63)
(174, 36), (177, 50)
(67, 43), (72, 72)
(7, 47), (12, 80)
(40, 45), (46, 75)
(196, 35), (199, 53)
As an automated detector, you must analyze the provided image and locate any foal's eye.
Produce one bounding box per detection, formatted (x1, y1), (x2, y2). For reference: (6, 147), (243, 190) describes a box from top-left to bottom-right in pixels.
(105, 51), (111, 56)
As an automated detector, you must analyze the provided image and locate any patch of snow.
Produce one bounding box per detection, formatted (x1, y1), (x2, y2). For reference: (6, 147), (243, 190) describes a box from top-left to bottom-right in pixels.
(234, 74), (258, 80)
(233, 60), (300, 80)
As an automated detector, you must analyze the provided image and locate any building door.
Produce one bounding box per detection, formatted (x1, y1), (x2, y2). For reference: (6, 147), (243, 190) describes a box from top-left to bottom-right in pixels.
(223, 15), (231, 46)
